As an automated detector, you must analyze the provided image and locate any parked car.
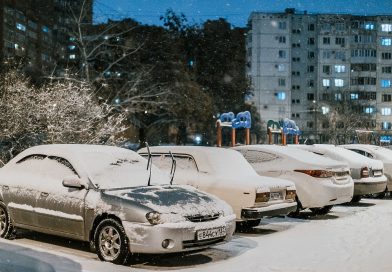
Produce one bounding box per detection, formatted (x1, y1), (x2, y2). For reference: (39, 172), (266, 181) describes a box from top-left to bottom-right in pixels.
(341, 144), (392, 198)
(293, 144), (387, 202)
(138, 146), (297, 228)
(233, 145), (354, 215)
(0, 145), (236, 265)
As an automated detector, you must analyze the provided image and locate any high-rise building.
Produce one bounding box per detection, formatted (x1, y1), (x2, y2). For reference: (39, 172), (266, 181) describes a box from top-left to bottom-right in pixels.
(246, 9), (392, 143)
(0, 0), (92, 73)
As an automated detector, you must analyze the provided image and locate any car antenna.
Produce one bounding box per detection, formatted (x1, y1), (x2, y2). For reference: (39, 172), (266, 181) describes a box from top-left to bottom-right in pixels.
(146, 142), (152, 186)
(169, 151), (176, 185)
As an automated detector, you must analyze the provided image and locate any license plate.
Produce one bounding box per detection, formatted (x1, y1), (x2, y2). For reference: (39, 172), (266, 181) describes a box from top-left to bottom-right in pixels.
(196, 227), (226, 241)
(270, 192), (282, 200)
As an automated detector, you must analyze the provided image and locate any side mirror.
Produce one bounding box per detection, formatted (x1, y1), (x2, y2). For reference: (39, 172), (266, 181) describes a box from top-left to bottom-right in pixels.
(62, 176), (85, 189)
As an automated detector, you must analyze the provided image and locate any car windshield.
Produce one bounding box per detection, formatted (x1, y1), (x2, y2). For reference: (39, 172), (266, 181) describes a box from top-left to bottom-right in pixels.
(81, 150), (170, 189)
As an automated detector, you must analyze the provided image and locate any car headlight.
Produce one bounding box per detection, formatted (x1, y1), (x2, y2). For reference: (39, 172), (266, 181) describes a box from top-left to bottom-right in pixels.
(286, 189), (296, 201)
(146, 211), (161, 225)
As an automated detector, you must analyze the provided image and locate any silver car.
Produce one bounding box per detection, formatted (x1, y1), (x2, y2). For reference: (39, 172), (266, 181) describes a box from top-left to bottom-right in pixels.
(0, 145), (236, 264)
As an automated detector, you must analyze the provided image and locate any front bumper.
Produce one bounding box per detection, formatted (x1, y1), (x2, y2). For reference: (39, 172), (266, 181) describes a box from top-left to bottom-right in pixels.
(353, 176), (387, 196)
(241, 201), (297, 219)
(122, 214), (236, 254)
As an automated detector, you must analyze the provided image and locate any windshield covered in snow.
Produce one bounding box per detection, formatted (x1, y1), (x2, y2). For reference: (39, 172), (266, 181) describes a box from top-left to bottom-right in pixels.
(81, 150), (170, 189)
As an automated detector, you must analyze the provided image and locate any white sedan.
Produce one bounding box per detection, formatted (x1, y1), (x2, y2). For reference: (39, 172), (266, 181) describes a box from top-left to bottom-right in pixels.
(293, 144), (387, 202)
(233, 145), (354, 215)
(341, 144), (392, 197)
(138, 146), (297, 228)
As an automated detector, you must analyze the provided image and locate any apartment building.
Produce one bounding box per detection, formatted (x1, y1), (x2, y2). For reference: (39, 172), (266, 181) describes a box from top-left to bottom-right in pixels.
(247, 9), (392, 143)
(0, 0), (92, 73)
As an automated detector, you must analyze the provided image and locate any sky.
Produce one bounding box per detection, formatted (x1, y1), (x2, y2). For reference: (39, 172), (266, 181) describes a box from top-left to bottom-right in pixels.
(94, 0), (392, 27)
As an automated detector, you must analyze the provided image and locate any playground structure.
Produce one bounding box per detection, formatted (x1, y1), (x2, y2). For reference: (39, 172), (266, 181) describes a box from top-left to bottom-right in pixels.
(267, 118), (301, 145)
(352, 129), (392, 146)
(216, 111), (251, 147)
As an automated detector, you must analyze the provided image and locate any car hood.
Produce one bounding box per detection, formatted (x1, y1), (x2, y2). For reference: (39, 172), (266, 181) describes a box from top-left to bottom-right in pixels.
(104, 185), (228, 218)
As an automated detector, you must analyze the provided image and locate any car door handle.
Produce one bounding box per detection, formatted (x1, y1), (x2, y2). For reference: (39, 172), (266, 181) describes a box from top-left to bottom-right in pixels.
(40, 192), (49, 197)
(2, 185), (9, 190)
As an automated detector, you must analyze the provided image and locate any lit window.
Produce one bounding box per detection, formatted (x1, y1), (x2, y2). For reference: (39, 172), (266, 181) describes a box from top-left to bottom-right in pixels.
(381, 24), (392, 32)
(365, 107), (374, 114)
(322, 79), (330, 87)
(68, 45), (76, 50)
(277, 92), (286, 100)
(351, 93), (359, 100)
(335, 79), (344, 87)
(14, 43), (19, 49)
(16, 23), (26, 31)
(382, 108), (392, 116)
(321, 106), (329, 114)
(364, 22), (375, 30)
(277, 64), (285, 71)
(381, 80), (391, 88)
(335, 93), (342, 101)
(69, 54), (76, 59)
(334, 65), (346, 73)
(383, 122), (392, 130)
(69, 37), (76, 41)
(381, 38), (392, 46)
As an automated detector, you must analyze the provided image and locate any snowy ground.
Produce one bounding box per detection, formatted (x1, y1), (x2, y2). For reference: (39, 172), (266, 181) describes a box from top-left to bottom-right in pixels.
(2, 198), (392, 272)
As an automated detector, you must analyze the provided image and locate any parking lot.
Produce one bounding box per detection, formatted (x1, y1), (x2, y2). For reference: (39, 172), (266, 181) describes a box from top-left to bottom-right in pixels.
(1, 197), (391, 272)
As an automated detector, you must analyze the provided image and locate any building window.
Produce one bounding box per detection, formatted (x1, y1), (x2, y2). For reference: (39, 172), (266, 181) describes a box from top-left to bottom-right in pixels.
(334, 65), (346, 73)
(364, 107), (374, 114)
(381, 24), (392, 32)
(382, 94), (392, 102)
(382, 122), (392, 130)
(68, 45), (76, 50)
(364, 22), (375, 30)
(308, 24), (315, 31)
(276, 92), (286, 100)
(278, 50), (286, 58)
(308, 38), (315, 45)
(307, 93), (315, 100)
(382, 66), (392, 74)
(335, 37), (345, 46)
(278, 78), (286, 86)
(335, 51), (346, 60)
(292, 85), (300, 90)
(307, 65), (314, 73)
(292, 71), (300, 76)
(382, 108), (392, 116)
(381, 38), (392, 46)
(321, 106), (329, 114)
(351, 93), (359, 100)
(308, 80), (314, 87)
(69, 54), (76, 59)
(322, 79), (330, 87)
(278, 36), (286, 43)
(323, 65), (331, 74)
(292, 57), (300, 62)
(278, 21), (287, 30)
(277, 64), (285, 71)
(381, 79), (392, 88)
(335, 23), (345, 31)
(335, 93), (342, 101)
(335, 79), (344, 87)
(308, 51), (315, 59)
(323, 37), (330, 44)
(307, 121), (314, 128)
(16, 23), (26, 31)
(382, 52), (392, 59)
(323, 51), (331, 59)
(42, 26), (50, 33)
(351, 49), (377, 58)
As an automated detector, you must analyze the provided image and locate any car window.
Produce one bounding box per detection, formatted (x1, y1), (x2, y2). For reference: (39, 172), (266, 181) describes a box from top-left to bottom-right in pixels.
(242, 150), (280, 163)
(151, 154), (199, 172)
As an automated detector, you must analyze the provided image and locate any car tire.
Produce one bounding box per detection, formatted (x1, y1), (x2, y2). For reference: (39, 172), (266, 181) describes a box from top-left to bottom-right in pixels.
(288, 197), (302, 217)
(310, 205), (333, 215)
(0, 202), (15, 239)
(236, 219), (261, 230)
(351, 195), (362, 203)
(94, 218), (130, 264)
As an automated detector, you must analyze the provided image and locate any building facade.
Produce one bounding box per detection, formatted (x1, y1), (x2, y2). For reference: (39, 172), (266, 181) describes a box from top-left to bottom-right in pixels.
(247, 9), (392, 143)
(0, 0), (92, 74)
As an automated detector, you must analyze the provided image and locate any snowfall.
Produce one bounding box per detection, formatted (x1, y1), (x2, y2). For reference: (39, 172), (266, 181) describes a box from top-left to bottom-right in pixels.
(2, 198), (392, 272)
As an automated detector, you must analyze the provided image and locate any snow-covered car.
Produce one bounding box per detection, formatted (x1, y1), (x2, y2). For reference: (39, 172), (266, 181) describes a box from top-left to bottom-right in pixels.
(138, 146), (297, 228)
(341, 144), (392, 197)
(233, 145), (354, 215)
(0, 145), (236, 265)
(293, 144), (387, 202)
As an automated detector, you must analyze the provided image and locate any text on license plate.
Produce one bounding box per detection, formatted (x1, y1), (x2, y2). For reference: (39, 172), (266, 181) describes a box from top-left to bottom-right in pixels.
(197, 227), (226, 241)
(270, 192), (282, 200)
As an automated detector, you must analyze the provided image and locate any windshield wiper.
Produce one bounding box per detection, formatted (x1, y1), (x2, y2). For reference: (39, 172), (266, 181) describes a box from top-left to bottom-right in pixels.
(145, 142), (152, 186)
(169, 151), (176, 185)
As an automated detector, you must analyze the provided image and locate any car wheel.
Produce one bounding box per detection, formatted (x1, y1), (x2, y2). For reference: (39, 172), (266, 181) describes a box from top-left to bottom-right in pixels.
(351, 195), (362, 203)
(94, 218), (130, 264)
(288, 197), (302, 217)
(310, 205), (333, 215)
(0, 202), (14, 239)
(236, 219), (261, 230)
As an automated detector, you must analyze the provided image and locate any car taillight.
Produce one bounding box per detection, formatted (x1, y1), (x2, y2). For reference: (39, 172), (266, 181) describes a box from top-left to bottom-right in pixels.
(255, 192), (270, 203)
(286, 190), (296, 201)
(294, 170), (333, 178)
(361, 167), (369, 178)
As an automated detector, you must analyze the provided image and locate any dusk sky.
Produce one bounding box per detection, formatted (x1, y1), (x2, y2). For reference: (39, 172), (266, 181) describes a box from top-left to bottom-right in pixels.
(94, 0), (392, 27)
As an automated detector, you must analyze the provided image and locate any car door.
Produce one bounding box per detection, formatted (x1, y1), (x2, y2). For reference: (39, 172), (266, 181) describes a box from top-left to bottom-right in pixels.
(34, 156), (87, 238)
(2, 154), (47, 227)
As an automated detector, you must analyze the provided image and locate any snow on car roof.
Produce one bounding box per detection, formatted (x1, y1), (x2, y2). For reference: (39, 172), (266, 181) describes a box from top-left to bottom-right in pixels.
(341, 144), (392, 162)
(294, 144), (384, 169)
(233, 145), (348, 169)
